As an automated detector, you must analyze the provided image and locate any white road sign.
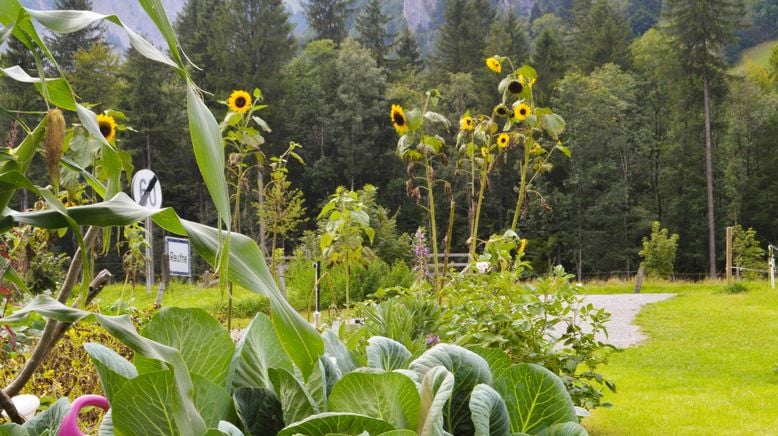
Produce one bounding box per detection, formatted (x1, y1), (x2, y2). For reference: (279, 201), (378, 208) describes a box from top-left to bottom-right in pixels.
(165, 237), (191, 277)
(131, 169), (163, 209)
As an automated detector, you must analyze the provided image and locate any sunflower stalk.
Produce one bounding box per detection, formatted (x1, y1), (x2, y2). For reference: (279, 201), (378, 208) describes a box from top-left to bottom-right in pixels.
(470, 158), (490, 261)
(511, 136), (532, 232)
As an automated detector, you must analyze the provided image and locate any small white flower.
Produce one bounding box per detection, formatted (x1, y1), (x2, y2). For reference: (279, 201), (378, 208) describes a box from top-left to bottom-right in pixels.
(476, 262), (490, 273)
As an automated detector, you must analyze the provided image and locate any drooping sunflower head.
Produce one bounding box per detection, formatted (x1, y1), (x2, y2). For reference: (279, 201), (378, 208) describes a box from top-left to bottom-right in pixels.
(459, 115), (474, 131)
(485, 57), (501, 73)
(514, 102), (531, 121)
(497, 133), (510, 149)
(97, 114), (117, 142)
(493, 104), (510, 118)
(507, 79), (523, 94)
(391, 104), (408, 134)
(228, 90), (252, 113)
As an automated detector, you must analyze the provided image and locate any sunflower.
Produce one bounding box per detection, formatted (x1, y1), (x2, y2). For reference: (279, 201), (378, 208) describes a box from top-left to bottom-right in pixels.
(496, 133), (510, 149)
(96, 114), (117, 142)
(514, 102), (531, 121)
(493, 104), (510, 118)
(507, 79), (523, 94)
(485, 57), (501, 73)
(391, 104), (408, 134)
(459, 115), (474, 131)
(228, 90), (252, 113)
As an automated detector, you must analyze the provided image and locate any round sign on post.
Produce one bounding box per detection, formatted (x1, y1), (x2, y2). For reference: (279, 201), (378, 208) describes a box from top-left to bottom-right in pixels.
(131, 169), (163, 209)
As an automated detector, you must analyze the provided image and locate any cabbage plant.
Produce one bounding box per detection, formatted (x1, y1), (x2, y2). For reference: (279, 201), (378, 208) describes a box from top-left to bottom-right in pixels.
(2, 305), (589, 436)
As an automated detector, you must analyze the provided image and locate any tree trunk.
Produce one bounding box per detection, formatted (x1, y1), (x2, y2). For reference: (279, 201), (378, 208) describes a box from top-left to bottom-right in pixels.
(703, 70), (717, 278)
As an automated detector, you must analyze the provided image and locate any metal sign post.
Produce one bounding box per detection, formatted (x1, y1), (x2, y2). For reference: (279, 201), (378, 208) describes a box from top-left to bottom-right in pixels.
(770, 245), (777, 289)
(313, 261), (321, 330)
(131, 169), (163, 295)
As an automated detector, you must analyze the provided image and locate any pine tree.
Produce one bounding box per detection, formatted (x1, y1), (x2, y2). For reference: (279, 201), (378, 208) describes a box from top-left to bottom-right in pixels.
(484, 9), (531, 65)
(530, 2), (544, 23)
(209, 0), (297, 101)
(573, 0), (631, 73)
(627, 0), (661, 36)
(664, 0), (743, 278)
(392, 26), (422, 72)
(176, 0), (225, 91)
(303, 0), (355, 42)
(0, 37), (46, 138)
(433, 0), (490, 74)
(355, 0), (392, 68)
(44, 0), (106, 72)
(532, 28), (567, 104)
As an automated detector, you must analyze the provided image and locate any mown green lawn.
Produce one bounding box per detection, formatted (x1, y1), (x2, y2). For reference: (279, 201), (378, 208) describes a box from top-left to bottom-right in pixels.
(93, 281), (270, 329)
(583, 280), (778, 435)
(732, 39), (778, 75)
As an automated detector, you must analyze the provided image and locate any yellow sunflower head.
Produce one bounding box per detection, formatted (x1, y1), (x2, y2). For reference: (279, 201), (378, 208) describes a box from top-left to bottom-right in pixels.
(497, 133), (510, 149)
(391, 104), (408, 134)
(96, 114), (117, 142)
(228, 90), (252, 113)
(459, 115), (474, 131)
(480, 146), (488, 157)
(514, 102), (531, 121)
(485, 57), (501, 73)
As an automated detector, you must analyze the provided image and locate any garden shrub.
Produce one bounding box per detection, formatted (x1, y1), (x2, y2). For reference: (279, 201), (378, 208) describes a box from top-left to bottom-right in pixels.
(212, 295), (270, 319)
(358, 266), (615, 411)
(720, 282), (749, 294)
(639, 221), (680, 279)
(732, 224), (766, 279)
(285, 255), (415, 311)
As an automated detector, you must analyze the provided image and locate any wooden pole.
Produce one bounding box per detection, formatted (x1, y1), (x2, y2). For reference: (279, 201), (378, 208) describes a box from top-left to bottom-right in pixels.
(725, 226), (733, 283)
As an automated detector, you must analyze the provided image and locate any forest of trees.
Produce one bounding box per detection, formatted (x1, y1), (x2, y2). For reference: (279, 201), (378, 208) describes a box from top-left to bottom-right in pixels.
(2, 0), (778, 279)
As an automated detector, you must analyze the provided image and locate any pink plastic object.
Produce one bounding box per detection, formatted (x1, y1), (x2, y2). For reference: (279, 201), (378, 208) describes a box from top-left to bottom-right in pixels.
(58, 395), (110, 436)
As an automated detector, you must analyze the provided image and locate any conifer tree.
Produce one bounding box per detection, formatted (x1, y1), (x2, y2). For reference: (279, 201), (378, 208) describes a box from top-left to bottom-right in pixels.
(531, 28), (567, 104)
(573, 0), (631, 73)
(44, 0), (106, 72)
(484, 9), (531, 65)
(355, 0), (392, 68)
(433, 0), (490, 74)
(392, 26), (423, 72)
(303, 0), (355, 42)
(210, 0), (297, 100)
(176, 0), (224, 91)
(664, 0), (743, 278)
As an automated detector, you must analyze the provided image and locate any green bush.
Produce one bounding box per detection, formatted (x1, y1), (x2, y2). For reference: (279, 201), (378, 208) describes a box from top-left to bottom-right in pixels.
(732, 225), (765, 280)
(285, 255), (414, 311)
(721, 282), (749, 294)
(211, 295), (270, 319)
(359, 266), (615, 411)
(27, 251), (70, 294)
(639, 221), (680, 279)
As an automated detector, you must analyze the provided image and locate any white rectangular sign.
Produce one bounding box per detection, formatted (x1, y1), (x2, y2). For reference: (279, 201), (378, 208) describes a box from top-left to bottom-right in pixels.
(165, 237), (191, 277)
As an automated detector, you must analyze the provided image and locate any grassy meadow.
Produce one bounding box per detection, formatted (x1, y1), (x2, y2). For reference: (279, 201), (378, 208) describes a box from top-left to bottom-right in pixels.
(583, 280), (778, 435)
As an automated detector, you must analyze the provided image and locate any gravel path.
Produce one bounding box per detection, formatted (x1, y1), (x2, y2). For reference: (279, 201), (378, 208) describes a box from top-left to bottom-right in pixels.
(582, 293), (675, 348)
